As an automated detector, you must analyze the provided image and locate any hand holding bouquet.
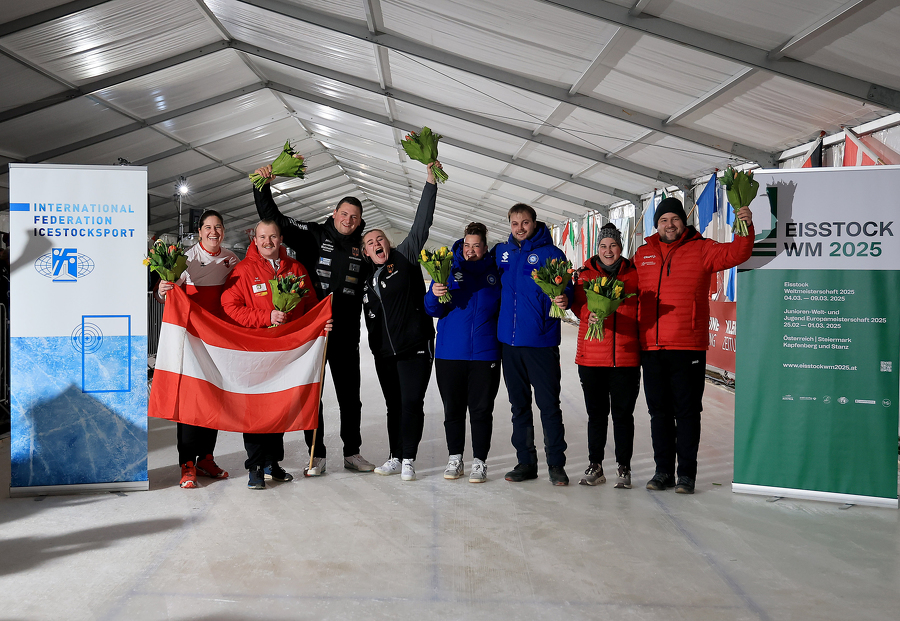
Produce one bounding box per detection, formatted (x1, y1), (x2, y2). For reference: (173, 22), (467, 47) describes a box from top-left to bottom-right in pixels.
(143, 240), (188, 282)
(531, 258), (574, 319)
(268, 274), (309, 327)
(401, 127), (448, 183)
(249, 140), (306, 190)
(722, 165), (758, 237)
(582, 275), (634, 341)
(420, 247), (453, 303)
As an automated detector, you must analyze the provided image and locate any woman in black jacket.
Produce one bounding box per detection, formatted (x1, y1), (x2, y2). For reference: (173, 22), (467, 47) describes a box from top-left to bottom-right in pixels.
(362, 162), (439, 482)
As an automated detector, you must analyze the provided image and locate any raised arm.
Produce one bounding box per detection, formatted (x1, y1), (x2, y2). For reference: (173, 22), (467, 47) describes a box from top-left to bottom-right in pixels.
(702, 208), (755, 272)
(397, 163), (439, 263)
(252, 167), (318, 253)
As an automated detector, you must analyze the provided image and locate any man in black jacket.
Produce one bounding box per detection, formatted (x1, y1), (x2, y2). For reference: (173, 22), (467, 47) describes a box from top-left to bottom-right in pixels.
(253, 165), (374, 475)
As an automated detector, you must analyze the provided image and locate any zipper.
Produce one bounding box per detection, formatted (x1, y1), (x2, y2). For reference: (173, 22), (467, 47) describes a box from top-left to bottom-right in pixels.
(371, 265), (396, 355)
(654, 236), (690, 347)
(611, 310), (617, 367)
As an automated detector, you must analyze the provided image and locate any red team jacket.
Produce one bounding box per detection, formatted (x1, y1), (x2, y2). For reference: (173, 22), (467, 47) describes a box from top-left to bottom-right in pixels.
(221, 242), (318, 328)
(634, 226), (754, 351)
(570, 256), (641, 368)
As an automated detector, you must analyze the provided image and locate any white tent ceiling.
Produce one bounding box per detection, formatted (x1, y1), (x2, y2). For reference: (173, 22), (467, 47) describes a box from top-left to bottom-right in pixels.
(1, 0), (898, 247)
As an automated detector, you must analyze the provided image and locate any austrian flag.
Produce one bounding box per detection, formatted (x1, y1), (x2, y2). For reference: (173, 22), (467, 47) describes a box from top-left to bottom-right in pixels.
(149, 287), (331, 433)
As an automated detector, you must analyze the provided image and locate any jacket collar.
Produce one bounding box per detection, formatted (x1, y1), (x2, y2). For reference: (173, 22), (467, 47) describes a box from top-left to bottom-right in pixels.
(245, 240), (290, 265)
(323, 215), (366, 246)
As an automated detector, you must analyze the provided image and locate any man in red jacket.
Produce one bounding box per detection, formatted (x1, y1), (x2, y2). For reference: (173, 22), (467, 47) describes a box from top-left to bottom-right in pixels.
(222, 219), (323, 490)
(634, 197), (753, 494)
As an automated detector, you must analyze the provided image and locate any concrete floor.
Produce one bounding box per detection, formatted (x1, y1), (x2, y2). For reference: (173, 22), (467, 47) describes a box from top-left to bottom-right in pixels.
(1, 321), (898, 621)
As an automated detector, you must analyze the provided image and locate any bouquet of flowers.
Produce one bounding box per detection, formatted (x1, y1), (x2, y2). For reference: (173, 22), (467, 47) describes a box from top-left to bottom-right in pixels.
(419, 246), (453, 303)
(268, 274), (309, 326)
(401, 127), (448, 183)
(722, 165), (758, 237)
(143, 239), (188, 282)
(581, 275), (634, 341)
(531, 258), (573, 319)
(249, 140), (306, 191)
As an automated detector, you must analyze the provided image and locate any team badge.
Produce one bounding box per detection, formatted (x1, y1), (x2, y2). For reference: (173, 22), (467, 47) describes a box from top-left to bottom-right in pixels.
(487, 274), (497, 285)
(527, 253), (539, 264)
(351, 247), (360, 257)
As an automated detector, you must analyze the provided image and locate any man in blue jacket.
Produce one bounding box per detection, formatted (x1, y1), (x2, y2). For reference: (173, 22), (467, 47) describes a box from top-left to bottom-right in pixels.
(495, 204), (574, 485)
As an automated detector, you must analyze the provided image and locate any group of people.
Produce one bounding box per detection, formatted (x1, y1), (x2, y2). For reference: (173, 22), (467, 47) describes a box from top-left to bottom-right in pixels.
(156, 158), (754, 494)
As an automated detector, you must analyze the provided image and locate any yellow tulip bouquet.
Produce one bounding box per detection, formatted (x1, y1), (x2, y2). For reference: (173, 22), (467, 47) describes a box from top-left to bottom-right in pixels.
(419, 246), (453, 302)
(582, 275), (634, 341)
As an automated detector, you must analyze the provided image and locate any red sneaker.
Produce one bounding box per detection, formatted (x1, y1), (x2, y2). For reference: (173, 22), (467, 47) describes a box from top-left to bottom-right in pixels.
(196, 454), (229, 479)
(180, 462), (199, 489)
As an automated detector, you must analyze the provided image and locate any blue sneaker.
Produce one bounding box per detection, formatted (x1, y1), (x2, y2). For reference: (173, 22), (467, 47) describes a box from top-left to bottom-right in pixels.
(248, 466), (265, 490)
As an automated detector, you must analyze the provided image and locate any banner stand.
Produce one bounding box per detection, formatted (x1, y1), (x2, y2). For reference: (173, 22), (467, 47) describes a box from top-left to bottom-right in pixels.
(10, 481), (148, 498)
(732, 484), (898, 509)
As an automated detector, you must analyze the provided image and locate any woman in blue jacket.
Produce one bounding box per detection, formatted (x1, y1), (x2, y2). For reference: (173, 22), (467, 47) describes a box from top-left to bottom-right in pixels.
(425, 222), (502, 483)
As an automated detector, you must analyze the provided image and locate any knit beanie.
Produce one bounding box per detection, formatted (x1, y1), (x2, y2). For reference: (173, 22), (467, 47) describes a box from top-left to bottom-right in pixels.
(598, 223), (622, 247)
(653, 197), (688, 227)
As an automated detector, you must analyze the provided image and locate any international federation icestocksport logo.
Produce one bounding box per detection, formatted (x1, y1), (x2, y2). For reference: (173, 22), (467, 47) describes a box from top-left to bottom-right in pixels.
(34, 248), (95, 282)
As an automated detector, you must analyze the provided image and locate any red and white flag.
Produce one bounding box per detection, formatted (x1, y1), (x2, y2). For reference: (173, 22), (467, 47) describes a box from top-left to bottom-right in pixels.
(800, 131), (825, 168)
(149, 287), (331, 433)
(843, 127), (887, 166)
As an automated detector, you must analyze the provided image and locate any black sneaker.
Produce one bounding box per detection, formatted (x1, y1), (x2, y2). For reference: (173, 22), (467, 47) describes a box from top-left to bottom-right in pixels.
(674, 476), (695, 494)
(264, 464), (294, 482)
(646, 472), (676, 490)
(248, 466), (266, 490)
(548, 465), (569, 486)
(504, 463), (538, 482)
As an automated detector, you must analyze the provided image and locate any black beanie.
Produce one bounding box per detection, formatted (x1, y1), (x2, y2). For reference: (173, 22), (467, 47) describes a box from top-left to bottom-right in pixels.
(653, 197), (687, 228)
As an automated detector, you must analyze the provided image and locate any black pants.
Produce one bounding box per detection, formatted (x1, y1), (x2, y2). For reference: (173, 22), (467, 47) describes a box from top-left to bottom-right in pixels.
(304, 331), (364, 459)
(243, 433), (285, 470)
(577, 365), (640, 468)
(641, 349), (706, 480)
(373, 341), (434, 460)
(435, 358), (502, 461)
(177, 423), (218, 466)
(501, 344), (567, 467)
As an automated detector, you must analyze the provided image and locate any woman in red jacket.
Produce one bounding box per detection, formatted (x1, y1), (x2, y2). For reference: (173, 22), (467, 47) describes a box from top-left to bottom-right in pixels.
(570, 223), (640, 489)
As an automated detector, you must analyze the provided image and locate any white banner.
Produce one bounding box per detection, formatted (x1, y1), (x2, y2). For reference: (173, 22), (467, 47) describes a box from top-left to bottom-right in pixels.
(9, 164), (148, 495)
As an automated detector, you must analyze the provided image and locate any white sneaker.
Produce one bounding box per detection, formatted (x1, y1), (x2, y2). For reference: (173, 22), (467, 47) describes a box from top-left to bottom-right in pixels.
(374, 457), (401, 476)
(401, 458), (416, 481)
(304, 456), (326, 477)
(444, 454), (464, 479)
(343, 454), (375, 472)
(469, 459), (487, 483)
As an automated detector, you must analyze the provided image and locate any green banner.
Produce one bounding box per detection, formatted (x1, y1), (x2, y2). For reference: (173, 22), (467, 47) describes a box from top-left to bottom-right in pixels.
(735, 269), (900, 500)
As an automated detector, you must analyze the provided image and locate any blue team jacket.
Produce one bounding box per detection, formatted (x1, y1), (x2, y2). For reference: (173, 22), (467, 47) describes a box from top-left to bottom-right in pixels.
(494, 222), (574, 348)
(424, 239), (502, 361)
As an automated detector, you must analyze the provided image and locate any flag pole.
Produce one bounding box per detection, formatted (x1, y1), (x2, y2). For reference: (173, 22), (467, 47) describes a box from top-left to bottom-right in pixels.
(306, 294), (332, 476)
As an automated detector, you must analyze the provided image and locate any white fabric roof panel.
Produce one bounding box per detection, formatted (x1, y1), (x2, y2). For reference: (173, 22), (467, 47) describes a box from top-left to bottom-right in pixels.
(146, 150), (217, 185)
(195, 117), (309, 162)
(206, 0), (380, 81)
(580, 163), (665, 196)
(380, 0), (620, 87)
(280, 95), (395, 145)
(522, 143), (604, 178)
(387, 52), (561, 131)
(188, 178), (251, 206)
(624, 135), (726, 179)
(0, 0), (224, 86)
(314, 132), (401, 165)
(247, 57), (389, 118)
(540, 106), (654, 156)
(547, 181), (618, 206)
(0, 98), (133, 159)
(686, 73), (890, 152)
(0, 55), (68, 113)
(175, 166), (244, 195)
(392, 101), (529, 157)
(488, 182), (543, 205)
(639, 0), (851, 50)
(591, 34), (746, 119)
(434, 144), (511, 176)
(154, 90), (290, 145)
(43, 127), (182, 166)
(795, 4), (900, 92)
(93, 50), (261, 119)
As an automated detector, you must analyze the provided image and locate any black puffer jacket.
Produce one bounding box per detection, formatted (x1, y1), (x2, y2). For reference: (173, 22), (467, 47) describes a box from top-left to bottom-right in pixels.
(362, 182), (437, 358)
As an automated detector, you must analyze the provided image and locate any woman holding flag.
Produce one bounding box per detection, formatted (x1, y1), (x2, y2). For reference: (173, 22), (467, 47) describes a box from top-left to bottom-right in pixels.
(156, 210), (239, 490)
(569, 223), (640, 490)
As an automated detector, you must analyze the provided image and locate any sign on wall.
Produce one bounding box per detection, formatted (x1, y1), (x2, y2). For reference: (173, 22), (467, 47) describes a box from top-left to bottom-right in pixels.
(733, 166), (900, 507)
(8, 164), (148, 496)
